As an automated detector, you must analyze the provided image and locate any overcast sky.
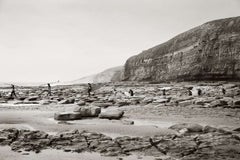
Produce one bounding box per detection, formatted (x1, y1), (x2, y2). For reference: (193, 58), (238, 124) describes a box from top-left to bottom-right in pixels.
(0, 0), (240, 83)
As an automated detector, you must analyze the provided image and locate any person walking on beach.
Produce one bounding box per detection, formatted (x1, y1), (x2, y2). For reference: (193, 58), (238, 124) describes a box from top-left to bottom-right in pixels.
(129, 89), (134, 96)
(10, 84), (17, 99)
(197, 88), (202, 96)
(39, 83), (52, 96)
(87, 83), (92, 97)
(47, 83), (52, 96)
(162, 89), (166, 96)
(113, 88), (117, 96)
(188, 88), (193, 96)
(222, 87), (226, 95)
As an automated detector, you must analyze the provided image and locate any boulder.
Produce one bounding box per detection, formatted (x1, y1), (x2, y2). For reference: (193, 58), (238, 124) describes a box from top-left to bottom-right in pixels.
(178, 100), (193, 107)
(92, 102), (113, 108)
(152, 98), (169, 104)
(142, 97), (153, 104)
(217, 128), (233, 135)
(39, 100), (51, 105)
(74, 106), (101, 117)
(169, 123), (203, 133)
(233, 127), (240, 132)
(194, 98), (214, 105)
(233, 99), (240, 108)
(14, 101), (39, 105)
(59, 98), (75, 104)
(0, 100), (7, 103)
(122, 120), (134, 125)
(223, 84), (237, 89)
(26, 96), (39, 101)
(208, 99), (228, 108)
(0, 137), (7, 142)
(115, 100), (131, 107)
(77, 100), (86, 106)
(208, 100), (220, 108)
(18, 97), (27, 101)
(54, 112), (82, 121)
(203, 125), (218, 133)
(99, 110), (124, 120)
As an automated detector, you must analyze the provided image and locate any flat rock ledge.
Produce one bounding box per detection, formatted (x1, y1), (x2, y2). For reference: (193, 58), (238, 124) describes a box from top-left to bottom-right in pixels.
(1, 125), (240, 160)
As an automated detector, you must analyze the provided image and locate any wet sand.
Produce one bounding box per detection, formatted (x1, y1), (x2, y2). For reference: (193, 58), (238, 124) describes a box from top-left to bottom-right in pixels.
(0, 146), (158, 160)
(0, 109), (176, 138)
(0, 103), (239, 137)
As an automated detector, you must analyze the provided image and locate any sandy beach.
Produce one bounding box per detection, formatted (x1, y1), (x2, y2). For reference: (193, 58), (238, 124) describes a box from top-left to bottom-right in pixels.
(0, 82), (240, 160)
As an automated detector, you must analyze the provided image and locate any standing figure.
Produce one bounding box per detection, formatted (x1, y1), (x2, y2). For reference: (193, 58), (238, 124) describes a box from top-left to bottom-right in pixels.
(10, 84), (17, 99)
(162, 89), (166, 96)
(222, 88), (226, 95)
(197, 88), (202, 96)
(113, 88), (117, 96)
(47, 83), (52, 96)
(188, 88), (192, 96)
(87, 83), (92, 97)
(129, 89), (134, 96)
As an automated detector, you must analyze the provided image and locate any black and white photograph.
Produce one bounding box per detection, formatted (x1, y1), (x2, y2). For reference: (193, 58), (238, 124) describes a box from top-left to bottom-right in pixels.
(0, 0), (240, 159)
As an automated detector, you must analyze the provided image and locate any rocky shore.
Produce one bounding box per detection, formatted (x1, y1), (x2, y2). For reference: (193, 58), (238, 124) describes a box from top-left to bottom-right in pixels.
(1, 123), (240, 160)
(0, 82), (240, 159)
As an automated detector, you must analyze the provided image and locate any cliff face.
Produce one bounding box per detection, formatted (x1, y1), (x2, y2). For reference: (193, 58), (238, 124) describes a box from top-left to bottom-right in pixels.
(123, 17), (240, 82)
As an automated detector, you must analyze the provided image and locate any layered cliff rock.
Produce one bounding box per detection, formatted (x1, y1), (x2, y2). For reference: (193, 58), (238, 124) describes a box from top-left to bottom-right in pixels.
(123, 16), (240, 82)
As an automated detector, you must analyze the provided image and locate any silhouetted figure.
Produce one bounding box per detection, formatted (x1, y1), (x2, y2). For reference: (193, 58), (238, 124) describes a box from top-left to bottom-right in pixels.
(188, 89), (192, 96)
(113, 88), (117, 96)
(129, 89), (134, 96)
(10, 84), (17, 99)
(197, 88), (202, 96)
(162, 89), (166, 96)
(87, 83), (92, 97)
(47, 83), (51, 96)
(222, 88), (226, 95)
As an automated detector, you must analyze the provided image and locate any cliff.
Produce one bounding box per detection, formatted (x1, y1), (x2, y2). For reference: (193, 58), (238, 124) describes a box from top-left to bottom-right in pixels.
(123, 16), (240, 82)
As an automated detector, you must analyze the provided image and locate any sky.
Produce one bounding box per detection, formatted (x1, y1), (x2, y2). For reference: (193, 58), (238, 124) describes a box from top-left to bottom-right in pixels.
(0, 0), (240, 83)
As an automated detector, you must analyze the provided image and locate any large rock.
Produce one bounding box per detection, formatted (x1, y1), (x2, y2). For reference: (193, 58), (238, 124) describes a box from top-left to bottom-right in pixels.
(169, 123), (203, 133)
(208, 99), (228, 108)
(194, 97), (215, 105)
(203, 125), (218, 133)
(178, 100), (193, 107)
(39, 100), (51, 105)
(77, 100), (86, 106)
(26, 96), (39, 101)
(74, 106), (101, 117)
(59, 98), (75, 104)
(233, 99), (240, 108)
(99, 110), (124, 120)
(91, 102), (113, 108)
(122, 16), (240, 82)
(152, 98), (170, 104)
(115, 100), (131, 107)
(54, 112), (82, 121)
